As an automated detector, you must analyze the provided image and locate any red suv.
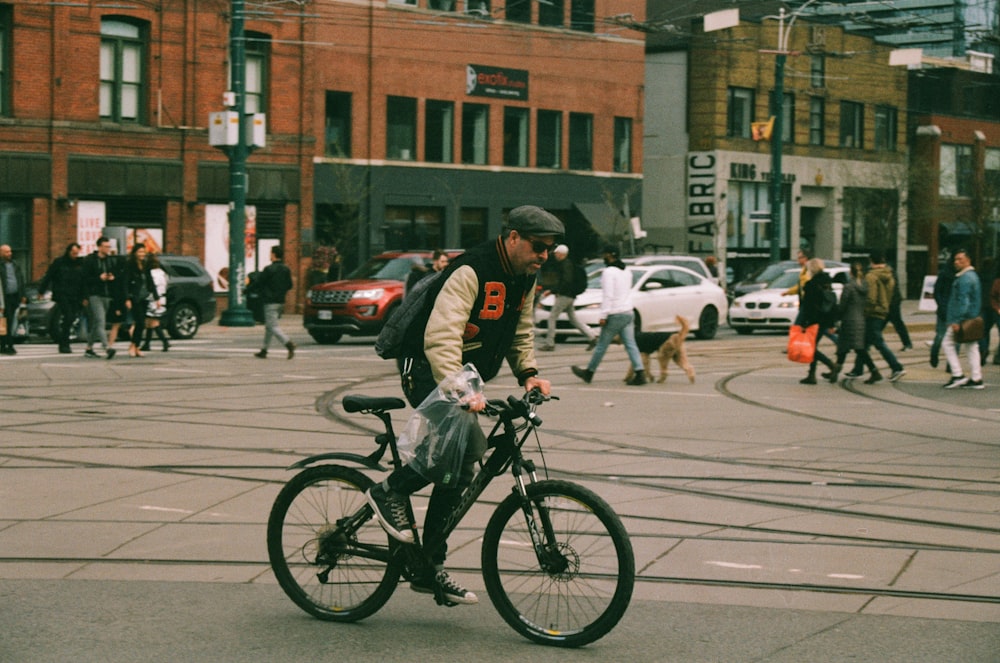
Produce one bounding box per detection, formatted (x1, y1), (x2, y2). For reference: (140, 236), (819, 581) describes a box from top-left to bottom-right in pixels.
(303, 250), (460, 344)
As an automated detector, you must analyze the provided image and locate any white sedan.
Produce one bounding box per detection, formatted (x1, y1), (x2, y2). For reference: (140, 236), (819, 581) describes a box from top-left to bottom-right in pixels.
(728, 266), (850, 334)
(534, 265), (729, 340)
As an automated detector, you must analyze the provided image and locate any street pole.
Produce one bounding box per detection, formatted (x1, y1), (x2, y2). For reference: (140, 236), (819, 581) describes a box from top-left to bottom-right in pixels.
(220, 0), (255, 327)
(769, 49), (785, 264)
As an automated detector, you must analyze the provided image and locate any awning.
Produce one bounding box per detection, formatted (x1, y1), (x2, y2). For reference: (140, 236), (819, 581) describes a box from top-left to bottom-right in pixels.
(573, 202), (625, 239)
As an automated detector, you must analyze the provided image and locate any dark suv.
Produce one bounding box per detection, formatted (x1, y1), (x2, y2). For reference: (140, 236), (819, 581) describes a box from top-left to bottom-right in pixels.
(304, 250), (461, 345)
(27, 254), (217, 341)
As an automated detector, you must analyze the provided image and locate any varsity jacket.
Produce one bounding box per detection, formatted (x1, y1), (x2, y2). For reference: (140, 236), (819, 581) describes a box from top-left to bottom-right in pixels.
(421, 237), (539, 386)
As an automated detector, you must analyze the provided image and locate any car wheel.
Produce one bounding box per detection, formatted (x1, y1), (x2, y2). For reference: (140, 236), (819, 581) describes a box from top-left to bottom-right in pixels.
(309, 330), (342, 345)
(695, 306), (719, 340)
(168, 302), (201, 339)
(733, 326), (754, 335)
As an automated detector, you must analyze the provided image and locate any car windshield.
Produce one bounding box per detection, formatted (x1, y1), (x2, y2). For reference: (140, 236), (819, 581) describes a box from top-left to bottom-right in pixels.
(347, 256), (418, 281)
(746, 262), (794, 285)
(768, 270), (801, 289)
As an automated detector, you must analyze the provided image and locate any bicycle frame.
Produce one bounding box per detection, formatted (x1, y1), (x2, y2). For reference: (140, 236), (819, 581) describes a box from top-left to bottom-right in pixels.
(303, 395), (552, 579)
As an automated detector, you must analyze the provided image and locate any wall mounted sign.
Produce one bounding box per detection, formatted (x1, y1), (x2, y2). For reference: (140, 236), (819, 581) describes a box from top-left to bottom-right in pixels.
(466, 64), (529, 100)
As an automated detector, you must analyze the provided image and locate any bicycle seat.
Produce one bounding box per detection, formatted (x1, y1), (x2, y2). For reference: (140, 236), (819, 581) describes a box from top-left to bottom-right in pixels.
(342, 394), (407, 413)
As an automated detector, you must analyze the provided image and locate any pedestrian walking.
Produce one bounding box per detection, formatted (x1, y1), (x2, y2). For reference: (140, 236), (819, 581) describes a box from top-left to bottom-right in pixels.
(886, 267), (912, 351)
(141, 253), (171, 352)
(845, 250), (905, 383)
(81, 236), (120, 359)
(539, 244), (596, 351)
(826, 261), (877, 382)
(798, 259), (839, 385)
(255, 245), (296, 359)
(0, 244), (27, 355)
(38, 242), (85, 353)
(942, 249), (984, 389)
(571, 246), (646, 386)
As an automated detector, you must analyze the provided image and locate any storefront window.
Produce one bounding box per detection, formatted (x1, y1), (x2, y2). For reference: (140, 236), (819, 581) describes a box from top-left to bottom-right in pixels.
(725, 181), (789, 252)
(383, 206), (444, 249)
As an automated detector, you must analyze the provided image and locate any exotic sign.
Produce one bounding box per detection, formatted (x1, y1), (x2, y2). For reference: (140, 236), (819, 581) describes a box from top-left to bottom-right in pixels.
(466, 64), (529, 100)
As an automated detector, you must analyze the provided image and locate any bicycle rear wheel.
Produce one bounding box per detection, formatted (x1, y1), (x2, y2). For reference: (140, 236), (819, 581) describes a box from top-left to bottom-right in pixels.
(267, 464), (399, 621)
(481, 479), (634, 647)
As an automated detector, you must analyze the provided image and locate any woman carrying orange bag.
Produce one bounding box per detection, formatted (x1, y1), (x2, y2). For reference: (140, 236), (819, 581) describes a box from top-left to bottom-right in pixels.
(795, 259), (840, 384)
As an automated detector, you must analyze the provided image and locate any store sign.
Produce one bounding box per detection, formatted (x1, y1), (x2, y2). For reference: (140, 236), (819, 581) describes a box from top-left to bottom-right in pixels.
(466, 64), (528, 100)
(686, 152), (717, 253)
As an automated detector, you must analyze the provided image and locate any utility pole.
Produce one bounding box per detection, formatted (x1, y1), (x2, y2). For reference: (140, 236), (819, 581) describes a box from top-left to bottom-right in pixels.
(769, 36), (786, 264)
(219, 0), (255, 327)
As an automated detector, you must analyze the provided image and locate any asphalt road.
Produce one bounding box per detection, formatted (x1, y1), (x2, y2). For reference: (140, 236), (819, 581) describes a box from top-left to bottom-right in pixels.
(1, 307), (998, 661)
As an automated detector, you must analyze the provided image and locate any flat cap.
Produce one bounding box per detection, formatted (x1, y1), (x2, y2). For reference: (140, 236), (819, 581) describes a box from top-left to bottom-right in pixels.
(507, 205), (565, 237)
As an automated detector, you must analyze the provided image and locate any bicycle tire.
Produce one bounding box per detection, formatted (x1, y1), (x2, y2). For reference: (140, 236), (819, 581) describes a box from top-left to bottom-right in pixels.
(481, 479), (635, 647)
(267, 464), (399, 621)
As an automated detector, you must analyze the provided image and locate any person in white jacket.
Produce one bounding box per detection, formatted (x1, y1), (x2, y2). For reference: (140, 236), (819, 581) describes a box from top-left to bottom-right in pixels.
(571, 246), (646, 385)
(140, 254), (171, 352)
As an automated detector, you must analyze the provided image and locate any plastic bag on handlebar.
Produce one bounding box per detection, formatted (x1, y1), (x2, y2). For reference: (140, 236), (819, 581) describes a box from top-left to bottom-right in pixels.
(397, 363), (484, 486)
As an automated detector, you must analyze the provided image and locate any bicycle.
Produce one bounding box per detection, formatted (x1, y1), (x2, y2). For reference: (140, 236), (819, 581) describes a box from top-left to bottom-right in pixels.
(266, 389), (635, 647)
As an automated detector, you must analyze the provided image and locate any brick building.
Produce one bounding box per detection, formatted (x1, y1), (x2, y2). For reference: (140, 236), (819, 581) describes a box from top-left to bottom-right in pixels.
(0, 0), (645, 307)
(644, 16), (910, 288)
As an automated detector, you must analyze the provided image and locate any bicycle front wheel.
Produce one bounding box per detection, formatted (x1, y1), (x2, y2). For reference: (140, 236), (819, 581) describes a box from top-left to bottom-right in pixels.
(267, 464), (399, 621)
(481, 479), (635, 647)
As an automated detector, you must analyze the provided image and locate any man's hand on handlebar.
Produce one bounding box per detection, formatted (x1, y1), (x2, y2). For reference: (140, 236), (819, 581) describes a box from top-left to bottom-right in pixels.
(524, 376), (551, 397)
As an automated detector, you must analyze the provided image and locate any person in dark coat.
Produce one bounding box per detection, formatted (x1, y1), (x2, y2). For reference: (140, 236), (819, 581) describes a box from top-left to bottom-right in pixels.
(929, 258), (956, 369)
(798, 259), (838, 384)
(254, 245), (296, 359)
(827, 260), (876, 382)
(38, 242), (85, 353)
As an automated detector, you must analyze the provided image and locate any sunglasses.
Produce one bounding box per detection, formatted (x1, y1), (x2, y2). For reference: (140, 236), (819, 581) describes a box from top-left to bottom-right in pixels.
(526, 238), (556, 254)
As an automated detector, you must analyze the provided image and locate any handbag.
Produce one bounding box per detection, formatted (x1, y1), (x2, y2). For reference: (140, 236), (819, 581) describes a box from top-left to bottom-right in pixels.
(956, 316), (984, 343)
(787, 323), (819, 364)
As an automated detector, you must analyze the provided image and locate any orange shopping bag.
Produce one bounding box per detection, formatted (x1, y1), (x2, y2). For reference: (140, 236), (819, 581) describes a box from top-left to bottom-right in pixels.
(787, 324), (819, 364)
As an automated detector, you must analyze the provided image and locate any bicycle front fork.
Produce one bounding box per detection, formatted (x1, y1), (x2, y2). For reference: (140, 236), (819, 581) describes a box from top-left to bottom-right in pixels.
(511, 461), (570, 575)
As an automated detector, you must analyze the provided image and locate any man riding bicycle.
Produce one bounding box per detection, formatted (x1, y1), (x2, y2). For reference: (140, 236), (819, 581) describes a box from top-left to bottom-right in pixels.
(367, 205), (561, 605)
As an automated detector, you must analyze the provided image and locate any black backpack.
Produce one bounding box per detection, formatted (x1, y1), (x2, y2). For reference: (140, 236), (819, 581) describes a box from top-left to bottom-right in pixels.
(374, 269), (447, 359)
(568, 263), (588, 297)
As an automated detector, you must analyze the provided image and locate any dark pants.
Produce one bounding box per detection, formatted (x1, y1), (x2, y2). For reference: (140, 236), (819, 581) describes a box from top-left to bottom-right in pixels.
(2, 292), (18, 350)
(55, 299), (82, 347)
(855, 317), (902, 373)
(886, 301), (911, 348)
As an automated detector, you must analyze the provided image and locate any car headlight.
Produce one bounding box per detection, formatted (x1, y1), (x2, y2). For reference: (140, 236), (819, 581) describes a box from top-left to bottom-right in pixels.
(777, 301), (798, 309)
(351, 288), (384, 300)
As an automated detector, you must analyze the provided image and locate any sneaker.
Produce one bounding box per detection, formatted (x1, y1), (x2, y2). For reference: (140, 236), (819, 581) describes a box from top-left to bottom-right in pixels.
(58, 345), (72, 354)
(106, 348), (117, 360)
(864, 372), (883, 385)
(962, 379), (984, 390)
(84, 349), (99, 358)
(366, 484), (414, 544)
(571, 366), (594, 384)
(889, 369), (906, 382)
(411, 570), (478, 605)
(254, 349), (268, 359)
(944, 375), (969, 389)
(843, 371), (863, 379)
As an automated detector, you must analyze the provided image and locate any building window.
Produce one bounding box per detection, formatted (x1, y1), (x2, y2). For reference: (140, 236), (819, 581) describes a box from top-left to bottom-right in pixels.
(810, 55), (825, 88)
(425, 100), (454, 163)
(986, 148), (1000, 197)
(244, 33), (269, 114)
(570, 0), (594, 32)
(466, 0), (490, 16)
(539, 0), (563, 26)
(839, 101), (863, 148)
(0, 199), (30, 276)
(503, 107), (529, 167)
(389, 0), (417, 5)
(461, 207), (488, 248)
(940, 144), (974, 197)
(568, 112), (592, 170)
(384, 206), (444, 249)
(727, 87), (754, 138)
(0, 6), (9, 116)
(461, 103), (489, 165)
(325, 91), (352, 157)
(537, 109), (561, 168)
(613, 117), (632, 173)
(505, 0), (530, 22)
(874, 105), (897, 151)
(387, 96), (417, 160)
(429, 0), (457, 9)
(809, 97), (824, 146)
(100, 18), (145, 122)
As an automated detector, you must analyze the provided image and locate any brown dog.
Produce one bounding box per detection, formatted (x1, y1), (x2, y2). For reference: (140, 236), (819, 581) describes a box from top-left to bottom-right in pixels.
(624, 316), (695, 384)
